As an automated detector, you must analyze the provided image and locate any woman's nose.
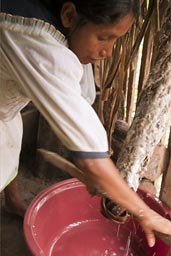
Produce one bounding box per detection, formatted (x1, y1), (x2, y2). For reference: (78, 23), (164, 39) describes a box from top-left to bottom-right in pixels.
(99, 49), (107, 58)
(99, 47), (113, 59)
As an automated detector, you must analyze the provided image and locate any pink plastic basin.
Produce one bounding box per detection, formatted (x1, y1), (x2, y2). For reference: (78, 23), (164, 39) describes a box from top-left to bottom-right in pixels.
(24, 178), (171, 256)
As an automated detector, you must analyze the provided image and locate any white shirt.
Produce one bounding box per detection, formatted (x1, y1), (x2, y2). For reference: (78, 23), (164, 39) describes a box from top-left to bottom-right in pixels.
(0, 13), (109, 158)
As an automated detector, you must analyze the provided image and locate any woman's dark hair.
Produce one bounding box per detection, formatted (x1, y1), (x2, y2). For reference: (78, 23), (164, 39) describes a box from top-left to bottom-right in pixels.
(42, 0), (140, 25)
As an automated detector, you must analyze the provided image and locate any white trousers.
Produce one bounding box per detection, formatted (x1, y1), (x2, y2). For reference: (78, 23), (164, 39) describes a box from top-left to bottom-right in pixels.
(0, 113), (23, 191)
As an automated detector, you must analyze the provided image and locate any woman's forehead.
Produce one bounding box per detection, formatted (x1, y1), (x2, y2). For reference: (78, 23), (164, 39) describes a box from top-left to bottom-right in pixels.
(81, 13), (134, 37)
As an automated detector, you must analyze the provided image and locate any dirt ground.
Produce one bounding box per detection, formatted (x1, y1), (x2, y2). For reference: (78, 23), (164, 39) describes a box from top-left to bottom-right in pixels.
(0, 161), (68, 256)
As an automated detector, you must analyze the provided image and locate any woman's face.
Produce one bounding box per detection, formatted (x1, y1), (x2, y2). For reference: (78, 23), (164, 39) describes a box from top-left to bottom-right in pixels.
(68, 14), (134, 64)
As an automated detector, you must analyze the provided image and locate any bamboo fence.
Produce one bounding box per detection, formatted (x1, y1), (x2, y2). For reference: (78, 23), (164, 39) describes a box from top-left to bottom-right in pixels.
(94, 0), (170, 154)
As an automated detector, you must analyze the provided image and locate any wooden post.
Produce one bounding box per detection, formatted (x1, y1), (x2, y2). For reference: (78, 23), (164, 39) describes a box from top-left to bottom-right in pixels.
(116, 2), (171, 191)
(160, 128), (171, 208)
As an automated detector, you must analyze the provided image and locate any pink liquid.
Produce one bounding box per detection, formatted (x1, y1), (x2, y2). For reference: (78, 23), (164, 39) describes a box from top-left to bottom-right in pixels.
(24, 179), (171, 256)
(50, 220), (146, 256)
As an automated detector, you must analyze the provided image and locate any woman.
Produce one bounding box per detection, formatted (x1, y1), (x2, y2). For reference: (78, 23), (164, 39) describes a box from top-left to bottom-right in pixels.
(1, 0), (171, 247)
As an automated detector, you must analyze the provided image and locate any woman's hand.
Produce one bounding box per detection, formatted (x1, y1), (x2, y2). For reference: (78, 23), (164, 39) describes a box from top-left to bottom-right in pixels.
(138, 209), (171, 247)
(74, 157), (171, 247)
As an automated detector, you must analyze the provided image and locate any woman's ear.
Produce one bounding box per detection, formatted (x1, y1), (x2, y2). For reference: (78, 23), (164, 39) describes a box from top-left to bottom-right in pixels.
(60, 2), (79, 28)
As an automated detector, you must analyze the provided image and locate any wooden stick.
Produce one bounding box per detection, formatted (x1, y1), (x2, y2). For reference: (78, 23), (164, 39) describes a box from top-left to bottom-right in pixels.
(37, 148), (98, 195)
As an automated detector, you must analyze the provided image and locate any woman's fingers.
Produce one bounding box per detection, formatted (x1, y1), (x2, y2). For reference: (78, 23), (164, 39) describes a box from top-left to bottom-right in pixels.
(139, 210), (171, 247)
(144, 229), (156, 247)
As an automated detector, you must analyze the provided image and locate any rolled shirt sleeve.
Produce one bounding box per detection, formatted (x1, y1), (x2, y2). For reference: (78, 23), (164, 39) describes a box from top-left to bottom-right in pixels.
(0, 17), (109, 158)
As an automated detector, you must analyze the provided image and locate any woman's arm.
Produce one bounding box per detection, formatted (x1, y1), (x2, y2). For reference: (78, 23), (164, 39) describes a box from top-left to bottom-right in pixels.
(73, 157), (171, 247)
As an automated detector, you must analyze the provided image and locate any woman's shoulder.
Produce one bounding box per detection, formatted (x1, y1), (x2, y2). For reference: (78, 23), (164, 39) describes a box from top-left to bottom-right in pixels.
(0, 12), (66, 45)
